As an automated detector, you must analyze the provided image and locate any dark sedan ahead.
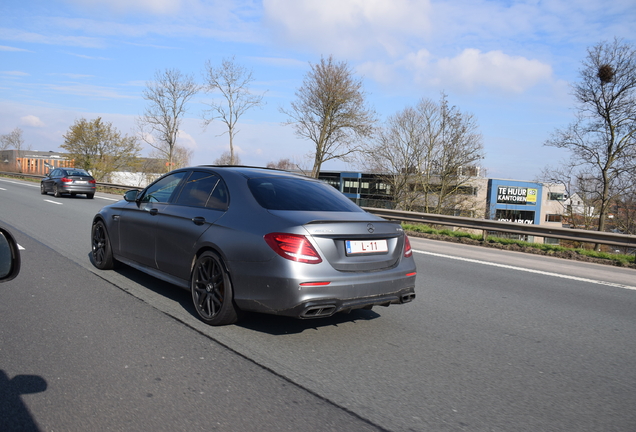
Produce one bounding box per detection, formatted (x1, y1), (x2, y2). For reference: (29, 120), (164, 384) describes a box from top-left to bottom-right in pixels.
(91, 166), (417, 325)
(41, 168), (96, 198)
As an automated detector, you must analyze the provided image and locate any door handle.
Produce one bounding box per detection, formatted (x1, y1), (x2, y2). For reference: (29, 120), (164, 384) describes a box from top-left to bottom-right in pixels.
(192, 217), (206, 225)
(149, 208), (158, 216)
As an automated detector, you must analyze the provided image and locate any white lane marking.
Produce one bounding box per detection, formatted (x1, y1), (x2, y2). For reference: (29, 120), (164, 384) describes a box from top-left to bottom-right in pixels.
(44, 199), (63, 205)
(0, 187), (6, 190)
(97, 196), (119, 201)
(18, 244), (25, 250)
(414, 249), (636, 291)
(0, 179), (39, 187)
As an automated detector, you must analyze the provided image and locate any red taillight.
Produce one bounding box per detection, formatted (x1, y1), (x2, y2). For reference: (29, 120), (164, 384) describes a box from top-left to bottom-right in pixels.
(61, 177), (73, 183)
(299, 281), (331, 286)
(404, 235), (412, 258)
(264, 233), (322, 264)
(89, 179), (96, 184)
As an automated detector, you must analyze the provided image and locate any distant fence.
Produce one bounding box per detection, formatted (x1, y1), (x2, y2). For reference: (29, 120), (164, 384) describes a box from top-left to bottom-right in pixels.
(2, 171), (634, 250)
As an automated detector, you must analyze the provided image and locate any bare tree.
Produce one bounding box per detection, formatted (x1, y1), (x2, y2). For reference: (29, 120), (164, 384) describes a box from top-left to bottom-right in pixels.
(544, 38), (636, 240)
(138, 68), (199, 171)
(214, 151), (242, 165)
(433, 95), (484, 214)
(281, 55), (376, 178)
(363, 105), (429, 211)
(361, 94), (484, 214)
(611, 175), (636, 236)
(266, 157), (303, 172)
(148, 144), (193, 171)
(61, 117), (141, 182)
(172, 145), (193, 168)
(202, 57), (265, 165)
(0, 127), (30, 151)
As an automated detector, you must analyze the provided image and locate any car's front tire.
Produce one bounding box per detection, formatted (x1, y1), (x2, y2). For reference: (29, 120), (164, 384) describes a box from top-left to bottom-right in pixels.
(91, 220), (116, 270)
(191, 252), (239, 326)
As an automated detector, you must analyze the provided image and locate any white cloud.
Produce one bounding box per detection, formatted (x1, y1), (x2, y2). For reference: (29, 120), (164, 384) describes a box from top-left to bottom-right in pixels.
(356, 60), (402, 84)
(47, 83), (136, 100)
(177, 129), (197, 149)
(264, 0), (432, 58)
(1, 71), (30, 77)
(358, 48), (554, 95)
(50, 73), (95, 79)
(21, 115), (46, 127)
(251, 56), (307, 69)
(432, 49), (553, 93)
(64, 0), (184, 15)
(0, 45), (31, 52)
(45, 7), (262, 44)
(388, 48), (552, 94)
(0, 28), (104, 48)
(63, 52), (110, 60)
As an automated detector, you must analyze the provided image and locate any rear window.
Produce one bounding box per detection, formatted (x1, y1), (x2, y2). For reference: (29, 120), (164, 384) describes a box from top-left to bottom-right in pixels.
(248, 177), (363, 212)
(65, 169), (90, 176)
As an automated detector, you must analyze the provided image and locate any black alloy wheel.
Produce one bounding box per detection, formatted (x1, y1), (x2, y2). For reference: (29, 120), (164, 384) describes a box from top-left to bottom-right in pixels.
(40, 183), (47, 195)
(91, 220), (116, 270)
(191, 252), (239, 326)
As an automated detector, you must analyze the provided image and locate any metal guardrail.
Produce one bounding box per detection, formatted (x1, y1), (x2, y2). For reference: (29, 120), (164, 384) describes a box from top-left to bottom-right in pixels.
(362, 207), (636, 249)
(2, 171), (634, 249)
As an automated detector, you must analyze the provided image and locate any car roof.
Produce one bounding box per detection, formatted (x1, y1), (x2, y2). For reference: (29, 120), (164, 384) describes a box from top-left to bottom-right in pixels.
(195, 165), (311, 180)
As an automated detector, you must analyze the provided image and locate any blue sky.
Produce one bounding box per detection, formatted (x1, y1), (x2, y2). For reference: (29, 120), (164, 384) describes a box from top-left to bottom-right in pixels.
(1, 0), (634, 181)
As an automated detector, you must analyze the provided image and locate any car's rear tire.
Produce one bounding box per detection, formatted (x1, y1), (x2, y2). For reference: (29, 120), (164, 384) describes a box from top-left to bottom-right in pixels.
(40, 183), (47, 195)
(191, 252), (239, 326)
(87, 193), (94, 199)
(53, 185), (62, 197)
(91, 220), (116, 270)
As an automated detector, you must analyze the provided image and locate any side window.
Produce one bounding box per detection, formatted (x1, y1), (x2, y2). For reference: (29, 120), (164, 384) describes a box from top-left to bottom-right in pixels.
(207, 177), (229, 211)
(140, 171), (187, 203)
(176, 171), (220, 208)
(175, 171), (229, 211)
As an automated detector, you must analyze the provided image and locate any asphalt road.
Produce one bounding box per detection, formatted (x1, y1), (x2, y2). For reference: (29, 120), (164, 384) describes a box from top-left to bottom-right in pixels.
(1, 177), (635, 431)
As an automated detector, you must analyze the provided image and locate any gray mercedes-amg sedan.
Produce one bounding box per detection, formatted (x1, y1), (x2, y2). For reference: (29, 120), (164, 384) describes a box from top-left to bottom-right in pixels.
(91, 166), (416, 325)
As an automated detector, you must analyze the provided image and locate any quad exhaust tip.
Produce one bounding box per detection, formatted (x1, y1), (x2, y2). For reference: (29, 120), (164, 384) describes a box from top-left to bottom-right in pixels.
(401, 293), (416, 303)
(301, 305), (337, 318)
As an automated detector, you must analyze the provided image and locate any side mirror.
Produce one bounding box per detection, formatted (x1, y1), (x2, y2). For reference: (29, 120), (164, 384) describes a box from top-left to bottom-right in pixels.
(124, 189), (140, 202)
(0, 226), (21, 282)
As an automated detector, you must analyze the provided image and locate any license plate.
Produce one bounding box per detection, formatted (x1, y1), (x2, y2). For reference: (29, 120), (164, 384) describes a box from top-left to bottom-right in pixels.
(75, 180), (87, 184)
(346, 239), (388, 255)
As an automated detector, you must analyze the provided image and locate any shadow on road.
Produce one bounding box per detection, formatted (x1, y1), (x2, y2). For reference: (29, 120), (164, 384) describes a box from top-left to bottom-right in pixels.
(236, 308), (382, 335)
(89, 256), (383, 335)
(0, 370), (47, 432)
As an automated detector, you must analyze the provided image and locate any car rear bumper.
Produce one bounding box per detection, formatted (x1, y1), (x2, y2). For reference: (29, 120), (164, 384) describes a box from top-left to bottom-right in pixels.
(230, 259), (417, 318)
(290, 287), (416, 318)
(60, 184), (96, 194)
